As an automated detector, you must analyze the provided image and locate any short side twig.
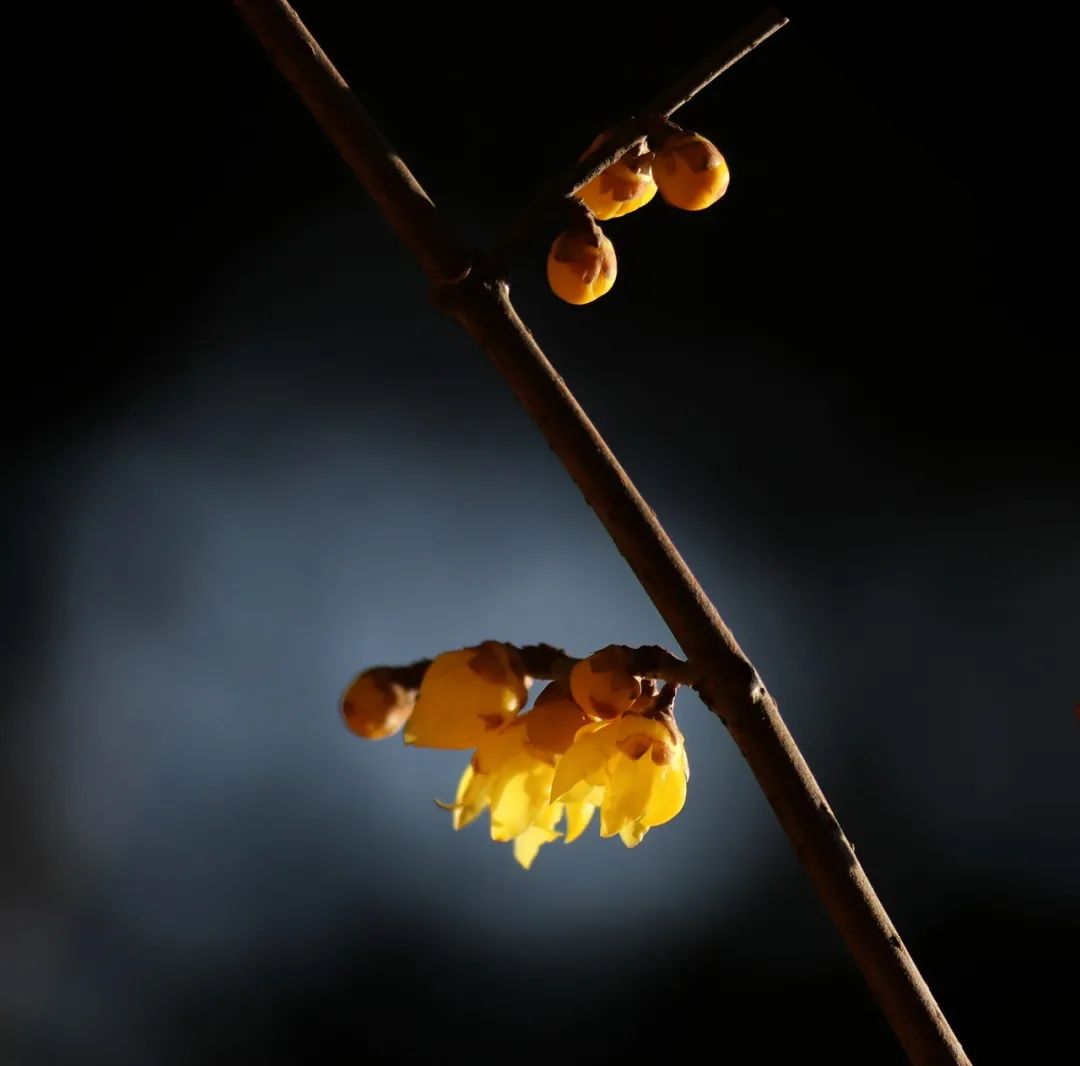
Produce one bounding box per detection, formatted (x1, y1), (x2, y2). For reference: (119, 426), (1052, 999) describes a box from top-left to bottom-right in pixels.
(372, 643), (698, 691)
(232, 4), (971, 1064)
(489, 7), (788, 269)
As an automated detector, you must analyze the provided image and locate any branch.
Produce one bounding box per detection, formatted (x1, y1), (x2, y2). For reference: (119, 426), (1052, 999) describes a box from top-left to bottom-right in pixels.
(232, 4), (971, 1064)
(231, 0), (468, 283)
(489, 7), (789, 269)
(371, 643), (698, 692)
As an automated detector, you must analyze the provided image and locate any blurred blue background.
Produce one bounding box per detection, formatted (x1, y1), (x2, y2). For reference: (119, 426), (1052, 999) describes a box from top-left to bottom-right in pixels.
(11, 4), (1079, 1063)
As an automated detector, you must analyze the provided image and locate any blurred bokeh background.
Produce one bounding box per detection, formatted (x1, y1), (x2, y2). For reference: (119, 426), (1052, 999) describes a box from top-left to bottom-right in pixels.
(10, 3), (1078, 1063)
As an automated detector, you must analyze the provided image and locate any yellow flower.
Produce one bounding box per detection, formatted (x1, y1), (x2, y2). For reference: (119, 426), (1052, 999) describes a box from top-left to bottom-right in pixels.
(446, 713), (602, 870)
(577, 134), (658, 221)
(653, 131), (730, 211)
(551, 711), (688, 848)
(340, 667), (416, 740)
(404, 642), (528, 750)
(569, 645), (642, 719)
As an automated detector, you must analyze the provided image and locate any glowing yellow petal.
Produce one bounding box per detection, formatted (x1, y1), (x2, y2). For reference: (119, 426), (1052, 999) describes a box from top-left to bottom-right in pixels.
(490, 770), (533, 842)
(641, 762), (687, 828)
(600, 752), (655, 838)
(619, 821), (649, 848)
(490, 760), (554, 842)
(550, 722), (618, 801)
(563, 780), (604, 805)
(564, 799), (597, 843)
(451, 762), (488, 830)
(507, 784), (563, 869)
(513, 823), (561, 870)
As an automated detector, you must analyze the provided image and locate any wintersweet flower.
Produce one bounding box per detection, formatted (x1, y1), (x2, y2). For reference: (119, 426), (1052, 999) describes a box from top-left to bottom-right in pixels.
(404, 641), (528, 750)
(343, 642), (692, 867)
(551, 708), (688, 848)
(447, 709), (602, 869)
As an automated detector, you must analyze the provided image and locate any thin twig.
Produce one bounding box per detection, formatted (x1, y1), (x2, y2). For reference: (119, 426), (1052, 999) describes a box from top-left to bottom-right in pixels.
(374, 644), (698, 691)
(646, 7), (789, 116)
(232, 4), (971, 1064)
(489, 7), (789, 269)
(231, 0), (469, 283)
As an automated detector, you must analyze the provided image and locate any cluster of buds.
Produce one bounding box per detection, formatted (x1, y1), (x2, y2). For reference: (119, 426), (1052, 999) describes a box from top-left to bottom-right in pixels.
(547, 123), (731, 305)
(341, 642), (693, 869)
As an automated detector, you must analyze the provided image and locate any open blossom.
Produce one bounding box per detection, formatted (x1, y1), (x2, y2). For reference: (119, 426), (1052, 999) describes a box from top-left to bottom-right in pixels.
(448, 713), (599, 869)
(551, 710), (688, 848)
(446, 688), (688, 866)
(344, 643), (691, 868)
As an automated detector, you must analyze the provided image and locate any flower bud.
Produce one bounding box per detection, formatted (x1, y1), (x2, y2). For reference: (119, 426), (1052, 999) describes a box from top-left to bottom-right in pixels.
(340, 667), (415, 740)
(569, 645), (642, 719)
(577, 133), (658, 221)
(653, 131), (730, 211)
(547, 220), (617, 305)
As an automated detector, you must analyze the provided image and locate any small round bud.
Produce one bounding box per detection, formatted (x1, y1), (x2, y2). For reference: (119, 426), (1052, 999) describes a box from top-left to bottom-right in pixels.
(569, 645), (642, 720)
(547, 222), (617, 305)
(577, 134), (658, 221)
(524, 681), (592, 755)
(340, 667), (415, 740)
(653, 131), (730, 211)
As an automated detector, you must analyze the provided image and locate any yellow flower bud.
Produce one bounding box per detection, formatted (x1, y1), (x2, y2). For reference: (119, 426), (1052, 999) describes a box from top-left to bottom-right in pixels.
(653, 131), (730, 211)
(569, 645), (642, 719)
(547, 224), (617, 306)
(340, 667), (415, 740)
(577, 133), (658, 221)
(404, 641), (528, 750)
(524, 681), (591, 755)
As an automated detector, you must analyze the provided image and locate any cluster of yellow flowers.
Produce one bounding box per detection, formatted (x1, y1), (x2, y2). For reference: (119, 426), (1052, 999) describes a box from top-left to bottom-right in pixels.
(547, 126), (730, 305)
(341, 641), (689, 869)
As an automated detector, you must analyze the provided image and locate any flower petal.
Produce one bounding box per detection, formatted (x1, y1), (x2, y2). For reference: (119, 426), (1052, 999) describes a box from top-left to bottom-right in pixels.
(491, 761), (554, 842)
(641, 762), (687, 828)
(564, 798), (597, 843)
(513, 824), (561, 870)
(600, 753), (655, 838)
(452, 762), (488, 830)
(619, 820), (649, 848)
(550, 722), (618, 801)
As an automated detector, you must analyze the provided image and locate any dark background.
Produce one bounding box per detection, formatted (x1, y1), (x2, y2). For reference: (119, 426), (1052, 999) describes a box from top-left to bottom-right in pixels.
(7, 3), (1078, 1063)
